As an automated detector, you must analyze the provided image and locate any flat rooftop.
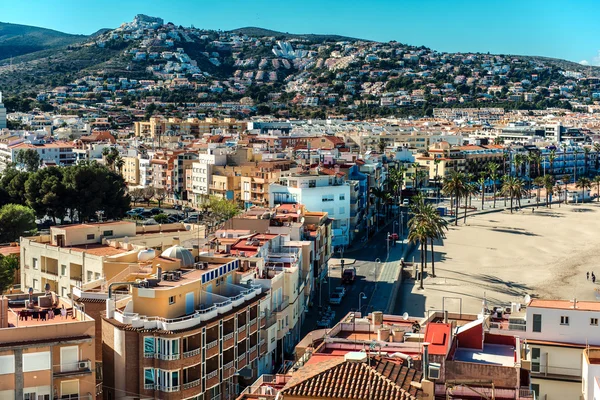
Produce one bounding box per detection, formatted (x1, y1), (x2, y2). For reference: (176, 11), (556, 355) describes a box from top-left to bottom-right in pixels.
(529, 299), (600, 312)
(454, 344), (515, 367)
(4, 298), (87, 329)
(66, 244), (129, 257)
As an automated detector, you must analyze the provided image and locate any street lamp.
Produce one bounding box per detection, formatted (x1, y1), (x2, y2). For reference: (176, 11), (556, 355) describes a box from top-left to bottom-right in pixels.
(358, 292), (367, 315)
(386, 231), (390, 258)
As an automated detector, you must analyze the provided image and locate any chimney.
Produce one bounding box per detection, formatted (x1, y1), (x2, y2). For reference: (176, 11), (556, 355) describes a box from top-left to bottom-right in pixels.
(444, 310), (449, 324)
(156, 267), (162, 282)
(372, 311), (383, 331)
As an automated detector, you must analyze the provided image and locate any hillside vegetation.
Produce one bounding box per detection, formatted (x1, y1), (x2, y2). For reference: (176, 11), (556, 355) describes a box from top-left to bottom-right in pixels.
(0, 22), (87, 60)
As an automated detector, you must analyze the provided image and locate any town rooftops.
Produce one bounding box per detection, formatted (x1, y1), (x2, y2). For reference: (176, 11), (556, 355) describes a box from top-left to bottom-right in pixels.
(53, 221), (133, 231)
(528, 299), (600, 311)
(424, 322), (452, 356)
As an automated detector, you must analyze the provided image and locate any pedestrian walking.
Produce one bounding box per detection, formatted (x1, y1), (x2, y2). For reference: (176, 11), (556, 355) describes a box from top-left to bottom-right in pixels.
(588, 271), (590, 280)
(593, 274), (596, 284)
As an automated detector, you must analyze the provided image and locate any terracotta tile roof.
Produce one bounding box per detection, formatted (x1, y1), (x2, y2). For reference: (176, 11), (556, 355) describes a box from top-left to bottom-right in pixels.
(281, 358), (420, 400)
(371, 357), (423, 398)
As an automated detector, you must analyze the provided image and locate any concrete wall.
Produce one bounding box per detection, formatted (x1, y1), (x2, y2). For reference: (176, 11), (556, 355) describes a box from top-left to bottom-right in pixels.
(531, 377), (580, 400)
(527, 305), (600, 346)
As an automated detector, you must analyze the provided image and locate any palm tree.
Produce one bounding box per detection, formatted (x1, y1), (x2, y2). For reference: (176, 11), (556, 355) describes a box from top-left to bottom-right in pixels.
(513, 154), (524, 178)
(563, 174), (571, 204)
(409, 198), (448, 283)
(463, 183), (478, 223)
(434, 158), (442, 203)
(584, 147), (591, 177)
(411, 162), (420, 189)
(371, 187), (391, 231)
(478, 175), (486, 211)
(593, 176), (600, 202)
(502, 151), (510, 176)
(533, 176), (544, 208)
(115, 156), (125, 174)
(561, 142), (568, 174)
(573, 148), (580, 183)
(442, 171), (467, 226)
(543, 175), (554, 208)
(408, 222), (428, 290)
(487, 162), (500, 209)
(576, 177), (592, 203)
(501, 176), (524, 213)
(548, 150), (556, 177)
(555, 185), (563, 207)
(594, 143), (600, 173)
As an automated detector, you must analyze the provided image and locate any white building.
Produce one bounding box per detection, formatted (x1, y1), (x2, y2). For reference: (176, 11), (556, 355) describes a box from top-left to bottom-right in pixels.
(10, 140), (76, 168)
(269, 169), (351, 247)
(191, 147), (227, 203)
(138, 157), (152, 187)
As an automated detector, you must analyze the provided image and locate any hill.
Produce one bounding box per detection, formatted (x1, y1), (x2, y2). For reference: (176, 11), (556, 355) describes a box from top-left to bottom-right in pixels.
(230, 26), (364, 43)
(0, 22), (87, 60)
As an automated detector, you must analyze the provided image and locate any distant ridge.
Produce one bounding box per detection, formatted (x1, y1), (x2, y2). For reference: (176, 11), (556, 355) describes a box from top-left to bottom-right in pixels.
(0, 21), (88, 60)
(229, 26), (366, 42)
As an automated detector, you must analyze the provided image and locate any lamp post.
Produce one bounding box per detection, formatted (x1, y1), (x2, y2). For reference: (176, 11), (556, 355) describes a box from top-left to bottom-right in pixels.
(386, 232), (390, 258)
(358, 292), (367, 315)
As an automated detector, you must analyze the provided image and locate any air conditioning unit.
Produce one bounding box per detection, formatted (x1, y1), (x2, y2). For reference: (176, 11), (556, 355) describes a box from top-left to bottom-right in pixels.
(79, 361), (89, 369)
(203, 262), (209, 270)
(428, 363), (441, 380)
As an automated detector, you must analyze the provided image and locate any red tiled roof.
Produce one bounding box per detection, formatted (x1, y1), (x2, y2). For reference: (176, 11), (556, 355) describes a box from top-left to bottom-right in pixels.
(424, 322), (452, 356)
(281, 357), (420, 400)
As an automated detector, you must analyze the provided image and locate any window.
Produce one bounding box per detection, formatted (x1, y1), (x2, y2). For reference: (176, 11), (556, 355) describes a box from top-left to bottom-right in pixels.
(560, 316), (569, 325)
(592, 318), (599, 326)
(23, 351), (51, 372)
(86, 234), (95, 240)
(531, 347), (541, 373)
(322, 194), (334, 202)
(144, 337), (155, 355)
(339, 207), (345, 214)
(169, 296), (176, 305)
(530, 383), (539, 398)
(103, 230), (113, 236)
(0, 355), (15, 374)
(32, 279), (39, 291)
(144, 368), (155, 385)
(24, 393), (36, 400)
(87, 271), (93, 283)
(32, 258), (38, 270)
(61, 287), (67, 298)
(532, 314), (542, 332)
(339, 194), (345, 200)
(61, 265), (67, 276)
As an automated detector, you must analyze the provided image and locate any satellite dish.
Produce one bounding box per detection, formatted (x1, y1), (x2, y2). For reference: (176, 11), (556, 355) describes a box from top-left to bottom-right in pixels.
(524, 294), (531, 304)
(402, 312), (409, 321)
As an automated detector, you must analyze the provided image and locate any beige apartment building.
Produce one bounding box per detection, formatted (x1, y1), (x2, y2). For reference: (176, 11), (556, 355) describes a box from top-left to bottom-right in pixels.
(134, 117), (246, 140)
(20, 221), (205, 299)
(240, 160), (293, 208)
(121, 155), (140, 185)
(416, 141), (466, 181)
(0, 292), (97, 400)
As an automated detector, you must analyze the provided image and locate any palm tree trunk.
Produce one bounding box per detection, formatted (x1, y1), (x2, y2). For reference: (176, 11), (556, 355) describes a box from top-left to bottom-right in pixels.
(481, 191), (484, 211)
(597, 183), (600, 202)
(493, 183), (497, 208)
(510, 195), (513, 213)
(463, 195), (468, 224)
(430, 239), (436, 278)
(419, 241), (425, 290)
(454, 191), (459, 226)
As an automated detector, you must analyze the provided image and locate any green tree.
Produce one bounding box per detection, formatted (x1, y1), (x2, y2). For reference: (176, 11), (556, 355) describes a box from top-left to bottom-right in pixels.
(25, 167), (67, 223)
(15, 149), (41, 172)
(153, 213), (169, 224)
(142, 187), (155, 206)
(0, 254), (19, 294)
(576, 177), (592, 203)
(593, 176), (600, 202)
(500, 177), (524, 213)
(487, 162), (500, 208)
(208, 196), (241, 222)
(543, 175), (555, 208)
(153, 188), (167, 208)
(442, 171), (467, 225)
(533, 176), (544, 208)
(0, 168), (30, 204)
(0, 204), (37, 242)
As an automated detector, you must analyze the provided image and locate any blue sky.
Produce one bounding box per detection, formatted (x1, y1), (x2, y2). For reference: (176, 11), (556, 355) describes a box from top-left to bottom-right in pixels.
(3, 0), (600, 64)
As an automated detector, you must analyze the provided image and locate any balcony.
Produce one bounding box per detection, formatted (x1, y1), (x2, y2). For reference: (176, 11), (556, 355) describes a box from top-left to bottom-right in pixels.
(183, 347), (201, 358)
(206, 339), (219, 359)
(223, 332), (235, 350)
(274, 296), (290, 314)
(206, 369), (220, 390)
(53, 360), (92, 377)
(237, 353), (246, 368)
(144, 383), (155, 390)
(223, 361), (235, 378)
(249, 318), (258, 334)
(183, 379), (202, 390)
(259, 339), (267, 355)
(158, 385), (180, 393)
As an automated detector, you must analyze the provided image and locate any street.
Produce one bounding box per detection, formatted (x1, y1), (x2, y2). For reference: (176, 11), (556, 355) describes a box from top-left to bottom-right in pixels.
(300, 212), (408, 337)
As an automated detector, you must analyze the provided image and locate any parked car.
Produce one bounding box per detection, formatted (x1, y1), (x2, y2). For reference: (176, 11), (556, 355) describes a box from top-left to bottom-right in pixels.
(334, 286), (346, 298)
(184, 215), (199, 223)
(150, 208), (164, 215)
(167, 216), (179, 223)
(389, 233), (399, 241)
(329, 292), (343, 305)
(142, 218), (158, 226)
(403, 199), (410, 206)
(132, 207), (145, 213)
(126, 210), (139, 217)
(139, 211), (153, 218)
(172, 204), (182, 210)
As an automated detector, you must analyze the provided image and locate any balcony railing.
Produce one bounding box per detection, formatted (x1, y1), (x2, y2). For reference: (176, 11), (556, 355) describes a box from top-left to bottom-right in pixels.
(157, 353), (180, 361)
(158, 385), (180, 392)
(274, 296), (290, 313)
(144, 383), (155, 390)
(206, 339), (219, 350)
(223, 361), (234, 371)
(183, 348), (201, 358)
(249, 345), (257, 354)
(249, 318), (257, 327)
(223, 332), (234, 341)
(183, 379), (202, 390)
(238, 354), (246, 362)
(53, 360), (92, 376)
(207, 370), (218, 380)
(144, 352), (155, 359)
(238, 325), (246, 333)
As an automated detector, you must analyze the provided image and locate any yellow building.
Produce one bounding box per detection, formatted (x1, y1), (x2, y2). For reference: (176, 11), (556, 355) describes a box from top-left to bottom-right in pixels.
(134, 117), (246, 140)
(417, 141), (466, 181)
(121, 155), (140, 185)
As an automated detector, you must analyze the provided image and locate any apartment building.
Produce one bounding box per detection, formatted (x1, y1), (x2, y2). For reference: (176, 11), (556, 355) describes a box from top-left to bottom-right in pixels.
(416, 141), (466, 180)
(210, 165), (242, 201)
(20, 221), (205, 299)
(101, 255), (267, 400)
(459, 144), (506, 176)
(489, 298), (600, 400)
(0, 292), (97, 400)
(0, 91), (6, 130)
(191, 147), (228, 204)
(134, 117), (245, 140)
(10, 140), (76, 168)
(240, 160), (293, 208)
(121, 155), (140, 185)
(269, 167), (351, 247)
